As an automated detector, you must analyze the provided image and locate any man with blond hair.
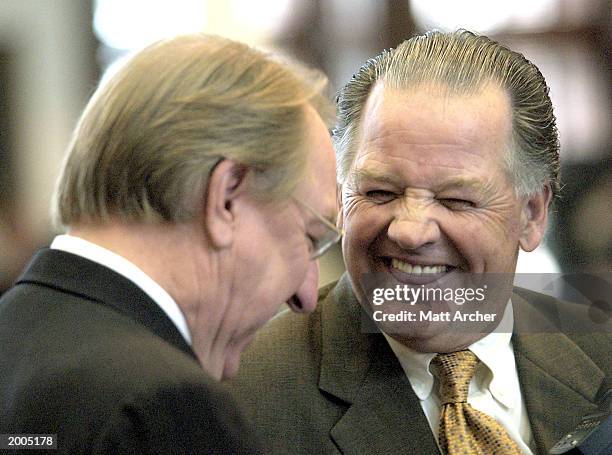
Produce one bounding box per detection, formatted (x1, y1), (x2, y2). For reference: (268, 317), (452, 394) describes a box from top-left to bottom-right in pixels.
(231, 30), (610, 454)
(0, 34), (339, 453)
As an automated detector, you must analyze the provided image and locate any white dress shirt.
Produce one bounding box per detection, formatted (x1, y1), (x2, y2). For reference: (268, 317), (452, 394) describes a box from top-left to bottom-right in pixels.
(51, 234), (192, 345)
(384, 302), (535, 454)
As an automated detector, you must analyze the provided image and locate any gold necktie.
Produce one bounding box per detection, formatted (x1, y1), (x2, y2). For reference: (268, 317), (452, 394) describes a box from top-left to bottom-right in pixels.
(430, 350), (522, 455)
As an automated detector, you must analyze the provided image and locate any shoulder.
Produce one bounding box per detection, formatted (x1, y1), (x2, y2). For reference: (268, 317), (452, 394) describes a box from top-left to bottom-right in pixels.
(512, 285), (612, 376)
(1, 287), (263, 453)
(91, 375), (263, 454)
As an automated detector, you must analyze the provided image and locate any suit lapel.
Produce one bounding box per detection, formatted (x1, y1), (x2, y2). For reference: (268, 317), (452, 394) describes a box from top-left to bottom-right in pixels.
(512, 290), (603, 454)
(17, 248), (196, 359)
(320, 275), (440, 455)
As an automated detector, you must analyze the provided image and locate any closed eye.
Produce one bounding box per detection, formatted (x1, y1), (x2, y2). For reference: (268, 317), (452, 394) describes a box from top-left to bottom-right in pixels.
(439, 198), (474, 210)
(365, 190), (397, 203)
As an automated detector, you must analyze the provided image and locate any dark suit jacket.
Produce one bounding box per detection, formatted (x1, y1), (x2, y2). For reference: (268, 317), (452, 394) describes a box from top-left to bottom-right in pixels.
(0, 248), (262, 454)
(229, 273), (611, 455)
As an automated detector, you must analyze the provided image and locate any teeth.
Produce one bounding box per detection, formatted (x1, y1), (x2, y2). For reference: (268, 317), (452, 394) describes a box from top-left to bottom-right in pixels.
(391, 258), (448, 275)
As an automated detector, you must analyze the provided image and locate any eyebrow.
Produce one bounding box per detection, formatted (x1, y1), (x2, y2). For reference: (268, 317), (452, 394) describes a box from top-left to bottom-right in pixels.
(436, 177), (485, 192)
(349, 168), (403, 188)
(349, 169), (486, 192)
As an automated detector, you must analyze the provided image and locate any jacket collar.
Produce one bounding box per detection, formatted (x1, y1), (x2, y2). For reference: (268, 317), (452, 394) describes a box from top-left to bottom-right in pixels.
(319, 274), (440, 454)
(17, 248), (196, 360)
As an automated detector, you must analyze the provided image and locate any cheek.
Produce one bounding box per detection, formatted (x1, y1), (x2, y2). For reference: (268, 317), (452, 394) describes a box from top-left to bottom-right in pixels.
(262, 215), (309, 266)
(343, 205), (391, 259)
(443, 212), (488, 243)
(239, 228), (293, 292)
(263, 234), (311, 293)
(441, 210), (522, 269)
(286, 248), (309, 279)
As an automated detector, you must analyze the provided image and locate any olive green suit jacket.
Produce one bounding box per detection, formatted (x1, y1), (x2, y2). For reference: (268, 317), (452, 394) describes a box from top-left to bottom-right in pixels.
(230, 274), (611, 455)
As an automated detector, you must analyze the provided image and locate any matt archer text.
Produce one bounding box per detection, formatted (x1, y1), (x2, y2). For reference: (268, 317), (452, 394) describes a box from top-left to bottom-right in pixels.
(373, 310), (498, 322)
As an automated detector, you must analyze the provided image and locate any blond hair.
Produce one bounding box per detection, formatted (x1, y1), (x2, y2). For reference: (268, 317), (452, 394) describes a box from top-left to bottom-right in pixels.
(334, 30), (560, 198)
(53, 34), (332, 226)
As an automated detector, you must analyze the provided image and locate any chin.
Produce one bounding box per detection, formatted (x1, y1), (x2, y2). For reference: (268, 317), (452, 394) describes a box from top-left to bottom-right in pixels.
(221, 332), (257, 380)
(392, 331), (480, 354)
(221, 352), (242, 380)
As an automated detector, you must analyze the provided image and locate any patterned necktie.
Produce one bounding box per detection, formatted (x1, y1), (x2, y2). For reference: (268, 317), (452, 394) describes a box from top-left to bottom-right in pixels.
(430, 350), (522, 455)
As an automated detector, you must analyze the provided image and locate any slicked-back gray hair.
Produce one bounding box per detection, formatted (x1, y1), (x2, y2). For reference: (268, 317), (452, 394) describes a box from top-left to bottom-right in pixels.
(53, 34), (332, 227)
(334, 30), (560, 198)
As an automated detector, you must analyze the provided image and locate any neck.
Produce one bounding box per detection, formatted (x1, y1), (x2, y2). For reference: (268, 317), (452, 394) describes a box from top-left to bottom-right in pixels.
(68, 219), (230, 380)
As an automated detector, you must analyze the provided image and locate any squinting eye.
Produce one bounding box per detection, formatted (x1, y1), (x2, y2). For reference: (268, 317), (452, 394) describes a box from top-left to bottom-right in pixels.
(439, 198), (474, 210)
(365, 190), (396, 203)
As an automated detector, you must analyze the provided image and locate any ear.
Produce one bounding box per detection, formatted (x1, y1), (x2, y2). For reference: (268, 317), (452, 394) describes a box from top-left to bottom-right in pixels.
(518, 184), (552, 252)
(203, 159), (250, 249)
(336, 183), (344, 230)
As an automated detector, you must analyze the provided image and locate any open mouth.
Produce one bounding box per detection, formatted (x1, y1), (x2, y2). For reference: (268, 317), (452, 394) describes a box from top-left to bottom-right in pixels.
(386, 257), (456, 285)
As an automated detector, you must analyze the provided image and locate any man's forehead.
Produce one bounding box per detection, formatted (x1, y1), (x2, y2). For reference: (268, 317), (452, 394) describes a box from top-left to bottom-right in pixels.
(361, 80), (512, 128)
(298, 174), (338, 223)
(298, 106), (338, 218)
(348, 81), (513, 183)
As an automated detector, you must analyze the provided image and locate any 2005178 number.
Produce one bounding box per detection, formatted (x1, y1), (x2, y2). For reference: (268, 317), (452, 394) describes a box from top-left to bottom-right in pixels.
(0, 434), (57, 450)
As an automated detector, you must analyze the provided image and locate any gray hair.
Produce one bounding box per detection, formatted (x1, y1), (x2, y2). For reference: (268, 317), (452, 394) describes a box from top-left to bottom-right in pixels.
(53, 34), (332, 227)
(334, 30), (560, 198)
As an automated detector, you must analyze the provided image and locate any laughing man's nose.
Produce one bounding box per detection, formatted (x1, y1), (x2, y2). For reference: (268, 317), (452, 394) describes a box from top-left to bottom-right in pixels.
(387, 205), (441, 250)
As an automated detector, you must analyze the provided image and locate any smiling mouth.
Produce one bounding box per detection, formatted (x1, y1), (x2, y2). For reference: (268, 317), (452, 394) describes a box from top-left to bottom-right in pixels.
(391, 258), (448, 275)
(386, 257), (456, 284)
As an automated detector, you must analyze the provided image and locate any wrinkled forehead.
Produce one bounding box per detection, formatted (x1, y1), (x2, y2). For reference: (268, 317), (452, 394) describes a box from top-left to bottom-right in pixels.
(363, 80), (511, 132)
(348, 81), (513, 179)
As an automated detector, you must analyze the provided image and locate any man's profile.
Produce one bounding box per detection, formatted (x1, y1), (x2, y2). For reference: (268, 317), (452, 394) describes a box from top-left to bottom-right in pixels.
(0, 33), (339, 453)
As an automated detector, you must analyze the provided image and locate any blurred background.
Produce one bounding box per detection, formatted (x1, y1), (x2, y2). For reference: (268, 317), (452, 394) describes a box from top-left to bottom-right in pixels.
(0, 0), (610, 294)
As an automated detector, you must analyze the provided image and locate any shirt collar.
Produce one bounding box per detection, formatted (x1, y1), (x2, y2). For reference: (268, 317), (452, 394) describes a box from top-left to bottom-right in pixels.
(468, 301), (517, 408)
(51, 234), (192, 345)
(383, 333), (436, 400)
(383, 301), (517, 408)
